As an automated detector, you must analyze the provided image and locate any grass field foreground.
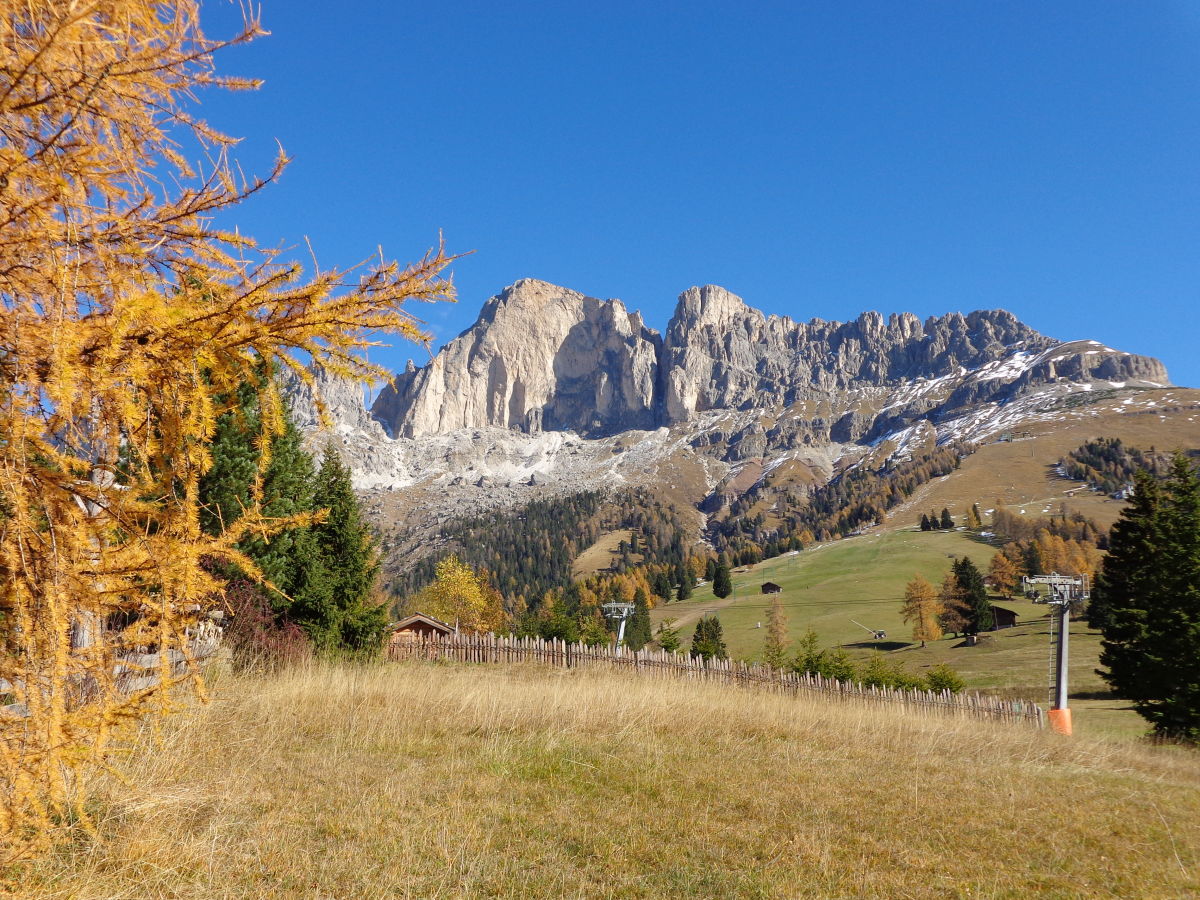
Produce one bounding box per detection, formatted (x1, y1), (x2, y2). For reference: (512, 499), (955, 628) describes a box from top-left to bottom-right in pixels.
(11, 661), (1200, 899)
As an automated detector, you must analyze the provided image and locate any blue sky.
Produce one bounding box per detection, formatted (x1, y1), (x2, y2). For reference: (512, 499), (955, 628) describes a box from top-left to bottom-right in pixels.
(198, 2), (1200, 388)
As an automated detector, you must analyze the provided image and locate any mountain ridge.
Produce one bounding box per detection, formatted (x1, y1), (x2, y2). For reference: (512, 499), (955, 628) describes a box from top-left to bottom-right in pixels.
(281, 278), (1186, 578)
(371, 278), (1168, 442)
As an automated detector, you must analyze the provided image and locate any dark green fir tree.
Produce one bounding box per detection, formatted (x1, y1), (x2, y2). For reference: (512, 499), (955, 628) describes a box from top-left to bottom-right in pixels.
(1098, 459), (1200, 741)
(712, 564), (733, 599)
(952, 556), (993, 634)
(690, 614), (728, 661)
(624, 588), (652, 651)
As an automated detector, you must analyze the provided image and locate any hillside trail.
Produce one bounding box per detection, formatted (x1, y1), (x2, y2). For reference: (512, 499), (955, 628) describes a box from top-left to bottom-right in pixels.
(658, 592), (743, 631)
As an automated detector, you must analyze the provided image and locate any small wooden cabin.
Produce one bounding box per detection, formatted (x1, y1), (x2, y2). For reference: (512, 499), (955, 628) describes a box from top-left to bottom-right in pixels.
(761, 582), (782, 595)
(991, 606), (1019, 630)
(387, 612), (454, 648)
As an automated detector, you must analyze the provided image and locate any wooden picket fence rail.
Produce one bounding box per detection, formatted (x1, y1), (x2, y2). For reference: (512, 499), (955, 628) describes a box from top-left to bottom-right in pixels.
(388, 633), (1046, 729)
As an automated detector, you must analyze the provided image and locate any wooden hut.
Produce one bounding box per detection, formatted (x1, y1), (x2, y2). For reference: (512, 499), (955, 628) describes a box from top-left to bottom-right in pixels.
(760, 582), (782, 595)
(387, 612), (454, 649)
(991, 606), (1019, 630)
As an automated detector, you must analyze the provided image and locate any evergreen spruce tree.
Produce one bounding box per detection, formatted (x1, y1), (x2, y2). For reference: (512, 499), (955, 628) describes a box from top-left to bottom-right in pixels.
(655, 620), (682, 653)
(690, 615), (728, 661)
(712, 564), (733, 599)
(676, 576), (693, 602)
(305, 446), (385, 652)
(705, 557), (718, 582)
(625, 588), (652, 651)
(920, 513), (931, 532)
(652, 570), (673, 602)
(940, 508), (954, 530)
(952, 557), (993, 634)
(1098, 459), (1200, 740)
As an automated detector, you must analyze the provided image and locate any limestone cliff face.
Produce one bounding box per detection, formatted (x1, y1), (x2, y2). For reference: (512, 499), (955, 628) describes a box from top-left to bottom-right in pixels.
(659, 286), (1057, 422)
(371, 279), (661, 438)
(366, 279), (1170, 443)
(281, 364), (386, 439)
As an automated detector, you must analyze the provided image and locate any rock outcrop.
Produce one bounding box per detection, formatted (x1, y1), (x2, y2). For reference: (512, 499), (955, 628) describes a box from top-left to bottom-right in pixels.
(371, 280), (1169, 445)
(659, 286), (1056, 421)
(372, 279), (661, 438)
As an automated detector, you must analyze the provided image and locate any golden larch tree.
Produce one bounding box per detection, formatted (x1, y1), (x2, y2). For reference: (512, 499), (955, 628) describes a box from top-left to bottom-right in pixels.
(901, 574), (943, 647)
(0, 2), (453, 857)
(988, 552), (1020, 598)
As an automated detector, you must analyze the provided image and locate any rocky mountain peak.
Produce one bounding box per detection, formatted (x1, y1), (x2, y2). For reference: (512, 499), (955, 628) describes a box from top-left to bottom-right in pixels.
(371, 280), (661, 439)
(358, 279), (1169, 445)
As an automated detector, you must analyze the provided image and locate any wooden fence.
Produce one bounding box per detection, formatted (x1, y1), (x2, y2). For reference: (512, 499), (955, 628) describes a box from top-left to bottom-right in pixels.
(388, 633), (1046, 729)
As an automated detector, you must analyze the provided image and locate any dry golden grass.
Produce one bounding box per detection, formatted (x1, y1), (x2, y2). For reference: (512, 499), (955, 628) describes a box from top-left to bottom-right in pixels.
(9, 661), (1200, 899)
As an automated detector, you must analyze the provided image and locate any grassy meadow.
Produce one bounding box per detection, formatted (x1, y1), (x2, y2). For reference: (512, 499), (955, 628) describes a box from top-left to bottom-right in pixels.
(651, 528), (1146, 739)
(11, 661), (1200, 899)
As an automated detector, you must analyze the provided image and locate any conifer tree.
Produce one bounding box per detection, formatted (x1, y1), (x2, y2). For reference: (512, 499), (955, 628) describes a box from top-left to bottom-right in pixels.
(1097, 459), (1200, 740)
(655, 619), (682, 653)
(763, 595), (790, 668)
(713, 564), (733, 599)
(302, 447), (385, 651)
(937, 572), (969, 637)
(676, 575), (693, 602)
(953, 557), (993, 634)
(920, 513), (931, 532)
(988, 552), (1020, 599)
(625, 588), (652, 651)
(965, 504), (981, 530)
(940, 508), (955, 530)
(690, 615), (728, 661)
(0, 1), (453, 853)
(901, 574), (943, 647)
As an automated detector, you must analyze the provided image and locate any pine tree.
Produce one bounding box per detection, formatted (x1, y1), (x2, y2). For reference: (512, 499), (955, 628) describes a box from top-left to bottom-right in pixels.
(920, 513), (931, 532)
(901, 574), (943, 647)
(0, 0), (454, 853)
(953, 557), (993, 634)
(200, 381), (318, 602)
(988, 552), (1020, 599)
(705, 557), (718, 582)
(304, 447), (385, 651)
(655, 619), (682, 653)
(676, 576), (693, 602)
(625, 588), (652, 650)
(690, 615), (728, 661)
(937, 572), (969, 637)
(1098, 459), (1200, 740)
(965, 504), (981, 530)
(940, 508), (954, 530)
(763, 595), (789, 668)
(713, 564), (733, 599)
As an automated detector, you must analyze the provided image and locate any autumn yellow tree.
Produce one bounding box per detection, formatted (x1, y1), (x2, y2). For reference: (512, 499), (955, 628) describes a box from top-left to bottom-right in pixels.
(0, 2), (453, 857)
(412, 556), (507, 634)
(901, 574), (943, 647)
(936, 571), (968, 637)
(988, 552), (1020, 598)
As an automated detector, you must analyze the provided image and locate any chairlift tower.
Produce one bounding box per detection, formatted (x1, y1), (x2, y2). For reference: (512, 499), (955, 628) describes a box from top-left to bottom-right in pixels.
(1022, 573), (1089, 735)
(601, 601), (636, 649)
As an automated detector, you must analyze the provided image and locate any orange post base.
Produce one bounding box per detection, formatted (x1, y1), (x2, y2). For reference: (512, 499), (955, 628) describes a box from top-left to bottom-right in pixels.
(1047, 707), (1073, 736)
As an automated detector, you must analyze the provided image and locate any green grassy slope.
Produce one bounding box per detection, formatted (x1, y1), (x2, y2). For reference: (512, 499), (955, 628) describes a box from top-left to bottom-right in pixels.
(651, 528), (1143, 738)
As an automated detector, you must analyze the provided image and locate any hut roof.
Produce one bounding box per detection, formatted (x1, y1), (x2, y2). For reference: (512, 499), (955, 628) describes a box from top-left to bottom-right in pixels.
(388, 612), (454, 634)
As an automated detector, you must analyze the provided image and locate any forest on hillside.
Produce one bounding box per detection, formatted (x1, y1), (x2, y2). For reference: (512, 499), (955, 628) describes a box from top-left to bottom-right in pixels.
(386, 488), (694, 614)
